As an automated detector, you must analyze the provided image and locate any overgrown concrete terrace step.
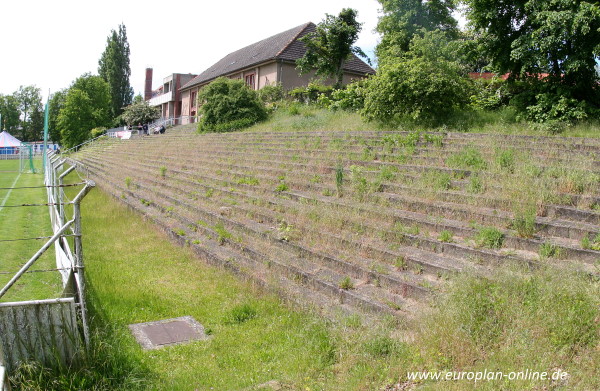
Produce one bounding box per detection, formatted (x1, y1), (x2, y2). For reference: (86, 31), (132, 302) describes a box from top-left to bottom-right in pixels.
(78, 154), (600, 264)
(79, 156), (460, 285)
(187, 136), (600, 159)
(78, 155), (593, 268)
(171, 139), (600, 168)
(132, 143), (600, 212)
(77, 161), (418, 316)
(120, 136), (600, 170)
(79, 156), (487, 276)
(109, 133), (600, 155)
(117, 149), (600, 226)
(104, 145), (600, 227)
(93, 149), (600, 242)
(155, 129), (600, 152)
(107, 144), (600, 195)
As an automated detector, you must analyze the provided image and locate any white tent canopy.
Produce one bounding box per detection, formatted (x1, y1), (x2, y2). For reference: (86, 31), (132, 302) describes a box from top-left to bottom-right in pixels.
(0, 131), (22, 147)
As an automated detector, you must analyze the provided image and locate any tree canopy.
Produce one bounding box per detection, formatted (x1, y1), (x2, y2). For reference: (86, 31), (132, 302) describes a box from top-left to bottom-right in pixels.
(376, 0), (458, 63)
(120, 100), (160, 126)
(296, 8), (368, 88)
(0, 94), (20, 132)
(461, 0), (600, 104)
(58, 74), (111, 148)
(99, 24), (133, 122)
(13, 85), (44, 141)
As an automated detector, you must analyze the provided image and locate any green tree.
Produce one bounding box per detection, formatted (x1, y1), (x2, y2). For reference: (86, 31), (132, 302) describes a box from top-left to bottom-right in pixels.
(0, 94), (20, 132)
(197, 77), (267, 133)
(461, 0), (600, 115)
(296, 8), (369, 88)
(376, 0), (458, 63)
(13, 85), (43, 141)
(48, 89), (67, 143)
(58, 74), (111, 148)
(99, 24), (133, 121)
(363, 30), (471, 125)
(120, 100), (160, 126)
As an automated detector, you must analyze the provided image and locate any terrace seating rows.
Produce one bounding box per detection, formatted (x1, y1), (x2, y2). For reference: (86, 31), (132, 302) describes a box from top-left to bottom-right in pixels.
(70, 128), (600, 318)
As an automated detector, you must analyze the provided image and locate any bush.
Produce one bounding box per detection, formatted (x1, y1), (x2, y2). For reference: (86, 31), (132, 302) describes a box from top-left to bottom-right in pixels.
(362, 31), (472, 126)
(197, 77), (267, 133)
(258, 83), (284, 104)
(288, 82), (333, 104)
(526, 93), (591, 134)
(90, 127), (107, 138)
(469, 77), (512, 110)
(325, 80), (368, 112)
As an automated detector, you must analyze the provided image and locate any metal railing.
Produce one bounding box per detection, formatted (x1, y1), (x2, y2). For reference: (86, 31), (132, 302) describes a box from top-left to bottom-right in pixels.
(0, 150), (94, 374)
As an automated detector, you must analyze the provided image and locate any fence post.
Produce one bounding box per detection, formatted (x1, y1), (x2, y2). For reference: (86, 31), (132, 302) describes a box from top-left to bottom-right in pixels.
(72, 181), (95, 347)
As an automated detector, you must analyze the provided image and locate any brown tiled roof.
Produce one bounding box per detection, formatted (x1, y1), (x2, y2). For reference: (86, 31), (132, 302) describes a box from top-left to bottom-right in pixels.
(181, 22), (375, 91)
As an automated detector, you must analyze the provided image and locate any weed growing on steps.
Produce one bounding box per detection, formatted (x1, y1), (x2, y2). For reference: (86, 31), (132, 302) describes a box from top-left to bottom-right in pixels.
(213, 222), (233, 244)
(339, 276), (354, 290)
(438, 230), (454, 243)
(335, 163), (344, 197)
(394, 256), (408, 271)
(446, 147), (488, 171)
(159, 166), (167, 178)
(275, 181), (289, 192)
(475, 226), (504, 249)
(581, 233), (600, 251)
(124, 176), (132, 189)
(467, 174), (484, 193)
(538, 242), (563, 259)
(511, 207), (538, 238)
(494, 148), (516, 173)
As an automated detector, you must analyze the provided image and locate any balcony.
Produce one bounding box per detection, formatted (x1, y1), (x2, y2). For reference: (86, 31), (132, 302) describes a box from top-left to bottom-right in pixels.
(148, 91), (173, 106)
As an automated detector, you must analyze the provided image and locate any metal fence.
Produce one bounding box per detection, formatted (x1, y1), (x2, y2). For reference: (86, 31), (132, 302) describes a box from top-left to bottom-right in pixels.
(0, 151), (94, 383)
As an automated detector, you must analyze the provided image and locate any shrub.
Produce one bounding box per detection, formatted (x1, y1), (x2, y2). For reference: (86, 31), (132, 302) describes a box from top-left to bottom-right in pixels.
(90, 127), (107, 138)
(469, 77), (512, 110)
(326, 80), (368, 112)
(362, 31), (471, 126)
(288, 82), (333, 104)
(197, 77), (267, 133)
(257, 82), (284, 104)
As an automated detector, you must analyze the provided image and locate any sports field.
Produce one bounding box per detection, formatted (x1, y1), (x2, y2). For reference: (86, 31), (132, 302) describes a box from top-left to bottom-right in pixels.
(0, 159), (61, 302)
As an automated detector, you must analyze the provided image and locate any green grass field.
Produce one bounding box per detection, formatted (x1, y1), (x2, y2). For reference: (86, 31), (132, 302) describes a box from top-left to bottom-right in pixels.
(0, 159), (61, 302)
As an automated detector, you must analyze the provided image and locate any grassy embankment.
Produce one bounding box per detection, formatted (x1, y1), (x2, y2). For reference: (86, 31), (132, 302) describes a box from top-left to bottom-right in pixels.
(247, 104), (600, 138)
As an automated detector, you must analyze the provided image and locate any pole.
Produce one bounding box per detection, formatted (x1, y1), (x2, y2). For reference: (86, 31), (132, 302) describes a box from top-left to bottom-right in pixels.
(42, 101), (49, 174)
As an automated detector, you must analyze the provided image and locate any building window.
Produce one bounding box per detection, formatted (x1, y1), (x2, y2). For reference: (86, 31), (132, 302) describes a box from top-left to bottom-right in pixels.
(245, 73), (255, 89)
(190, 91), (197, 109)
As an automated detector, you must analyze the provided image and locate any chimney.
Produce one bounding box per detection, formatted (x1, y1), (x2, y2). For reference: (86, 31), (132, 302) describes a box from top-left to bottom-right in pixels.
(144, 68), (153, 101)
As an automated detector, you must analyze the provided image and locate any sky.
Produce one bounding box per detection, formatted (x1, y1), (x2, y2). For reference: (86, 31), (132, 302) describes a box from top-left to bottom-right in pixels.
(0, 0), (383, 102)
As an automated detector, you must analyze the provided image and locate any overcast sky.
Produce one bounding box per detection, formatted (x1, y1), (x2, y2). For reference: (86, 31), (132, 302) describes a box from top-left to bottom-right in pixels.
(0, 0), (383, 102)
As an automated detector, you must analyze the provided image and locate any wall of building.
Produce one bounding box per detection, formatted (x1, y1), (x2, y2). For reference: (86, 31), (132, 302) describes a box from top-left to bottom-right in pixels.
(279, 62), (367, 90)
